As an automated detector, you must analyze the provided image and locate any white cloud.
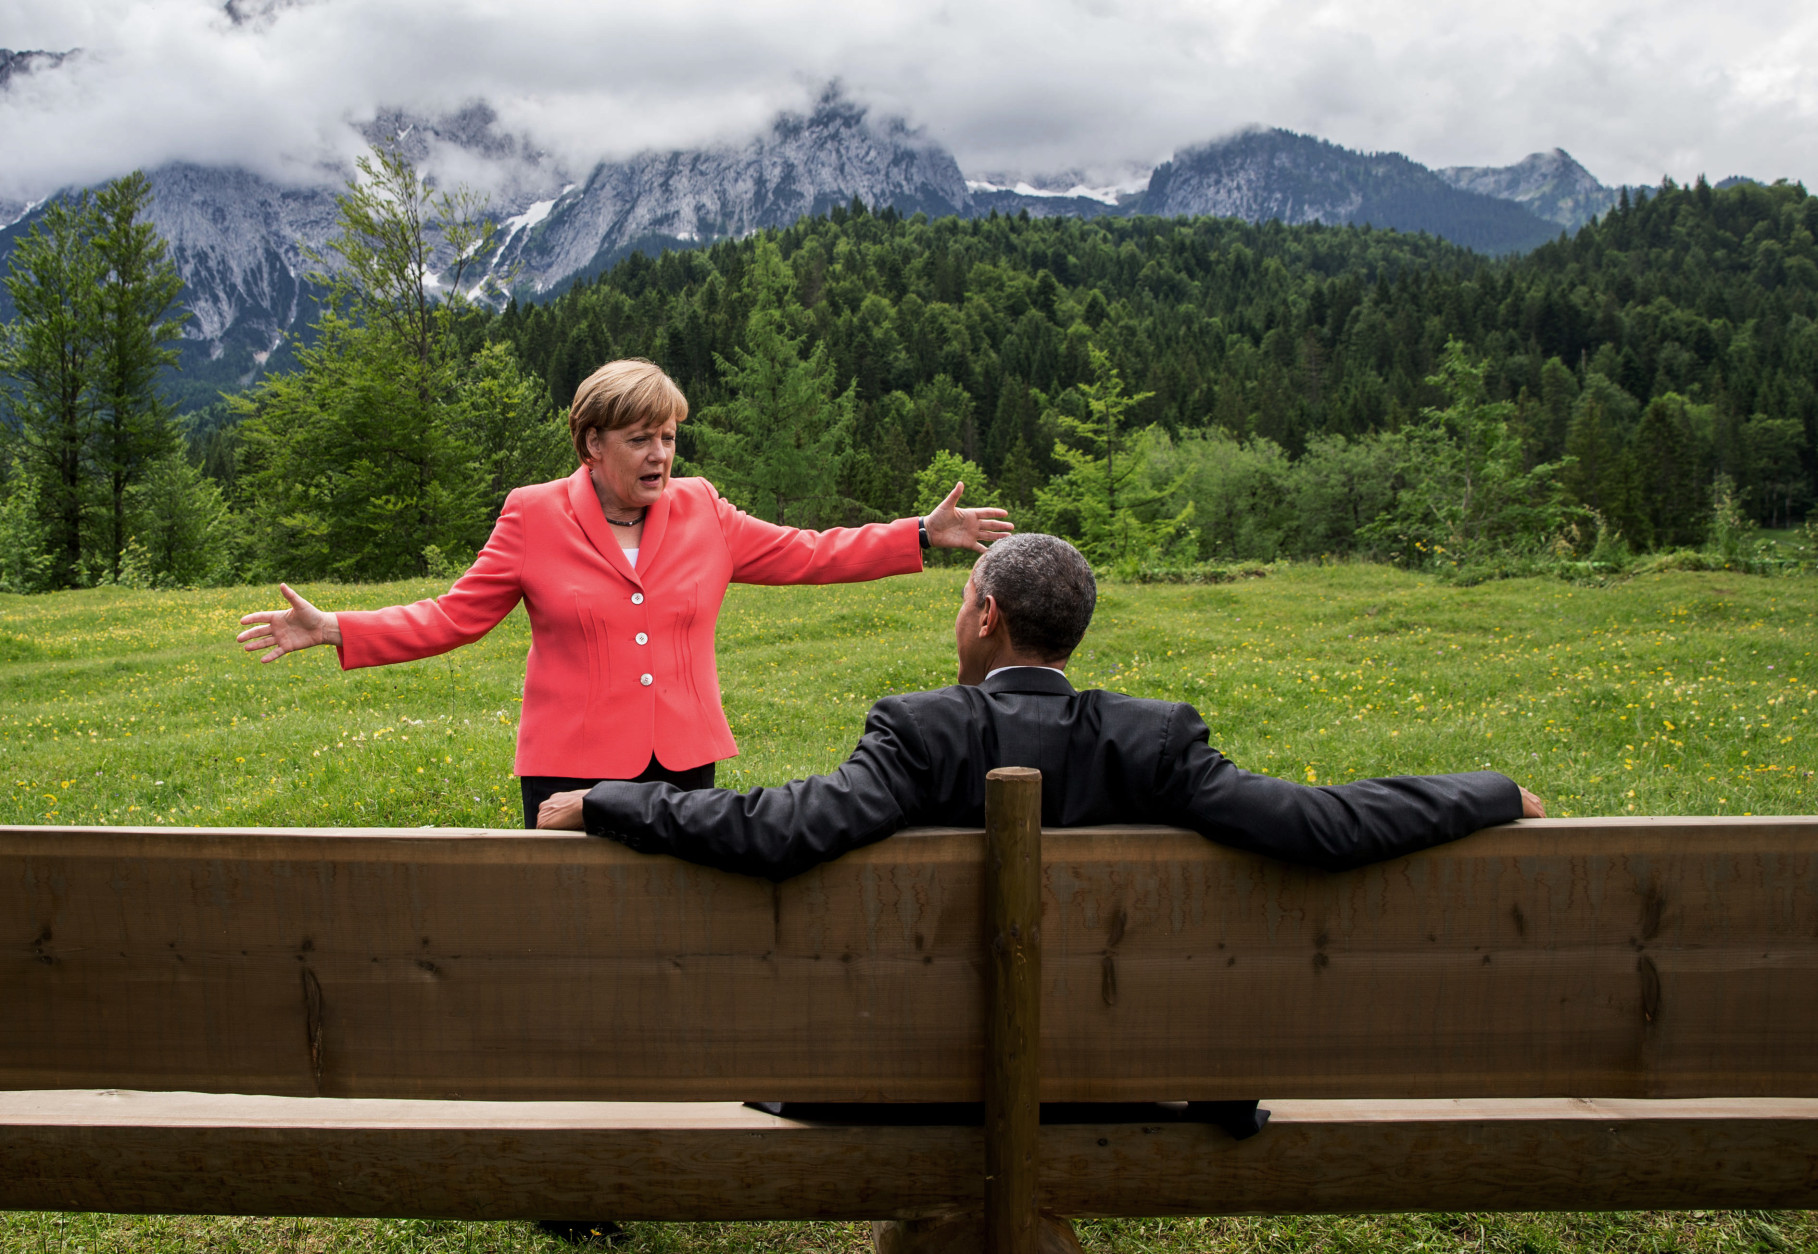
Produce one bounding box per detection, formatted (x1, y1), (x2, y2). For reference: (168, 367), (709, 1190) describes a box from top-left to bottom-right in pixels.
(0, 0), (1812, 201)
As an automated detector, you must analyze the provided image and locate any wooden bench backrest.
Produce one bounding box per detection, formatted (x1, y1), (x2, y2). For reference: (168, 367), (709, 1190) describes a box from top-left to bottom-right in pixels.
(5, 817), (1817, 1102)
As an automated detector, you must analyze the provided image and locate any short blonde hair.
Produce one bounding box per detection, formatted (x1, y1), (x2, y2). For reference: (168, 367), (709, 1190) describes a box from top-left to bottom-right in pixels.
(569, 359), (688, 462)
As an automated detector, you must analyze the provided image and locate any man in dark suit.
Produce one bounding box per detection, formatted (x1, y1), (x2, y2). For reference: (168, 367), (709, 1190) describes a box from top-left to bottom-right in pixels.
(537, 533), (1543, 875)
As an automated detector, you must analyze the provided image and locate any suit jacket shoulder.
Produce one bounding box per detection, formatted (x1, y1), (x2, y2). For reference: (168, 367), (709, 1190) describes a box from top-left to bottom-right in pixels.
(584, 674), (1525, 880)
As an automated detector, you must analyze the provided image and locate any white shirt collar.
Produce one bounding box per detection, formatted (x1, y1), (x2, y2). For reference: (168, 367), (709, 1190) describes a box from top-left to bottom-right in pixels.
(985, 664), (1065, 681)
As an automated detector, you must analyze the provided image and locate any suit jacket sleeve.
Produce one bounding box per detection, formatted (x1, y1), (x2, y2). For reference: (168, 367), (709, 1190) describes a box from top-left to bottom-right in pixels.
(335, 490), (527, 669)
(1152, 704), (1523, 870)
(582, 696), (932, 881)
(710, 483), (924, 586)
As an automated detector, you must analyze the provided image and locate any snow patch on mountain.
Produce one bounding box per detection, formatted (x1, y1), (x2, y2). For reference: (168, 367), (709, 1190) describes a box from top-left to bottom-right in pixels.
(503, 194), (564, 236)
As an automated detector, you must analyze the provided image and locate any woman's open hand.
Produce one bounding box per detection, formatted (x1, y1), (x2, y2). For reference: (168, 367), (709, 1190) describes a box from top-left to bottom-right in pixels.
(924, 482), (1014, 553)
(236, 583), (342, 663)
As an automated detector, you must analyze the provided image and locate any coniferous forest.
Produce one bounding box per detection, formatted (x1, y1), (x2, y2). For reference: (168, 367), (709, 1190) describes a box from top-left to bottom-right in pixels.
(3, 164), (1816, 591)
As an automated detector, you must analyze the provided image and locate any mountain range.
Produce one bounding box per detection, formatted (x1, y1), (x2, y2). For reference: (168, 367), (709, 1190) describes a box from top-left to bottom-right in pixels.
(0, 69), (1633, 408)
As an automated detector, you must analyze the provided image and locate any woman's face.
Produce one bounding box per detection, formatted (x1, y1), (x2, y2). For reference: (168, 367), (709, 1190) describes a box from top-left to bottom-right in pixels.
(587, 417), (677, 511)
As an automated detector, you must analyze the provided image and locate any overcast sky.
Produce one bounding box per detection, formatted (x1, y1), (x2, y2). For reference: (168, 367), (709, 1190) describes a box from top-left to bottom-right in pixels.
(0, 0), (1813, 201)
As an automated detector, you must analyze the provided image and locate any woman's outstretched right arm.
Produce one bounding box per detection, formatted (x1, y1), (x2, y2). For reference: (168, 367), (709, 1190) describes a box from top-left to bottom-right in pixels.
(235, 490), (529, 669)
(237, 583), (342, 661)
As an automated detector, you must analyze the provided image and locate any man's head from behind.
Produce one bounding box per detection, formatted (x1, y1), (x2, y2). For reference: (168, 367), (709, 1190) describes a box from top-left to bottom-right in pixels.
(955, 534), (1097, 684)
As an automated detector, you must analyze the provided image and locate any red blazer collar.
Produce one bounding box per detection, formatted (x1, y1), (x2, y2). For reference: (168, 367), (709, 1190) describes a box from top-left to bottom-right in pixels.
(566, 466), (672, 586)
(639, 479), (673, 573)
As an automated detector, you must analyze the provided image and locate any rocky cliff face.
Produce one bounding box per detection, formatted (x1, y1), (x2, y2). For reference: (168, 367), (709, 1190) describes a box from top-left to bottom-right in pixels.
(492, 91), (968, 293)
(1142, 128), (1561, 254)
(1436, 148), (1615, 229)
(143, 164), (337, 350)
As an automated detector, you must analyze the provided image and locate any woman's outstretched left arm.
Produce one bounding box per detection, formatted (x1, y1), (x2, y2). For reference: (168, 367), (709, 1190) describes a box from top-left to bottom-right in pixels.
(720, 479), (1012, 586)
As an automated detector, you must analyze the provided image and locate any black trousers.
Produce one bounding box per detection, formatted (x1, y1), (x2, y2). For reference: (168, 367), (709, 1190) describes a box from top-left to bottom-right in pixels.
(745, 1100), (1269, 1140)
(520, 757), (717, 829)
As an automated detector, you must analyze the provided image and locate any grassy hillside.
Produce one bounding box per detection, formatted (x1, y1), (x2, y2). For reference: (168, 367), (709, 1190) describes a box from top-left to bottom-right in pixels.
(3, 564), (1814, 827)
(2, 564), (1815, 1254)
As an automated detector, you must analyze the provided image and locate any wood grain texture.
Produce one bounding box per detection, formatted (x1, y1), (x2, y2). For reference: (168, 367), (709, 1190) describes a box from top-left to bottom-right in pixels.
(3, 1091), (1816, 1219)
(5, 817), (1818, 1101)
(985, 769), (1043, 1254)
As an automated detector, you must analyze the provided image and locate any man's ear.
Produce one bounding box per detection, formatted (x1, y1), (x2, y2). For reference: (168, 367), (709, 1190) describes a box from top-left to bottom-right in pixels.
(978, 593), (1001, 638)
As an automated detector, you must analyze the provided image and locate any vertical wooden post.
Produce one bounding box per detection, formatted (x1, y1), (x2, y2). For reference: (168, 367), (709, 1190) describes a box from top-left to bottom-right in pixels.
(984, 766), (1042, 1254)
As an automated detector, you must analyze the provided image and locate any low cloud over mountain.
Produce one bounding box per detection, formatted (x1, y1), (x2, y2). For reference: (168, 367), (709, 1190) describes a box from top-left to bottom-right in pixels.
(0, 0), (1812, 209)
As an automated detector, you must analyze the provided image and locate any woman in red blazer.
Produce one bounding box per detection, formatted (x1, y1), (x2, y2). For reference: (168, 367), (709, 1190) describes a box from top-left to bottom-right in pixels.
(237, 360), (1010, 827)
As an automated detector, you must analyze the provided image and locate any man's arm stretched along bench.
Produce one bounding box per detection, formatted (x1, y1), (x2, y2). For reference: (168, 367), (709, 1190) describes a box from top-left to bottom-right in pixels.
(583, 683), (1521, 879)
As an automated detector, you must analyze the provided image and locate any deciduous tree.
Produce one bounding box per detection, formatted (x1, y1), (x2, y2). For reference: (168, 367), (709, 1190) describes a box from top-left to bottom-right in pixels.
(235, 143), (510, 578)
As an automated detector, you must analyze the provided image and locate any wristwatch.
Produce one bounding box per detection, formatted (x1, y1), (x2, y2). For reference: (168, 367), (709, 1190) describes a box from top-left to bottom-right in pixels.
(918, 517), (931, 550)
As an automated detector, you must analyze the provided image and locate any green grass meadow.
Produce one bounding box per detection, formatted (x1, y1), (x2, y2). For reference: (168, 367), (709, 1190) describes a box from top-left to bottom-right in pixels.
(5, 564), (1816, 826)
(3, 563), (1817, 1253)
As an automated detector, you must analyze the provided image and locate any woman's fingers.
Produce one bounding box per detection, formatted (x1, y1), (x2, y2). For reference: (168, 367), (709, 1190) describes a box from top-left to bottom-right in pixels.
(241, 628), (285, 660)
(924, 489), (1015, 550)
(960, 509), (1015, 545)
(235, 584), (328, 662)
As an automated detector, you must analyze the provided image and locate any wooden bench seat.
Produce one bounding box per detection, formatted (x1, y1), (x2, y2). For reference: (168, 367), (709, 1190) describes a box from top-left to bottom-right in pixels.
(7, 1091), (1818, 1219)
(5, 802), (1818, 1234)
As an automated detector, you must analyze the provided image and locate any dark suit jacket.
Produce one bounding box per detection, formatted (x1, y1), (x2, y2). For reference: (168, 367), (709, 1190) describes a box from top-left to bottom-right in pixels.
(583, 666), (1523, 881)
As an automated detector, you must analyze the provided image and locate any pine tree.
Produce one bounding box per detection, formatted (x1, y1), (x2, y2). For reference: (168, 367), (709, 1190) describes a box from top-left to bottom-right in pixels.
(0, 193), (106, 587)
(0, 455), (54, 592)
(1627, 394), (1709, 548)
(449, 340), (572, 521)
(1035, 345), (1193, 567)
(694, 238), (855, 526)
(121, 453), (233, 588)
(1562, 375), (1637, 542)
(93, 172), (187, 581)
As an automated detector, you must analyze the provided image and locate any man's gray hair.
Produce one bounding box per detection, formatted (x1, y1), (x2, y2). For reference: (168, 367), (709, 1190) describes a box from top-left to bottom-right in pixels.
(972, 534), (1097, 660)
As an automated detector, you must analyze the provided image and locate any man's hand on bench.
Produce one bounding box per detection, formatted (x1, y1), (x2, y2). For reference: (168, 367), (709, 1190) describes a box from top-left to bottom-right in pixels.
(1519, 786), (1546, 818)
(538, 789), (588, 830)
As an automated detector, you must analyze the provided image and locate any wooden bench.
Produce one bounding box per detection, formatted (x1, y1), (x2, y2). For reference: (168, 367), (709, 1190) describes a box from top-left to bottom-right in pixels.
(5, 769), (1818, 1253)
